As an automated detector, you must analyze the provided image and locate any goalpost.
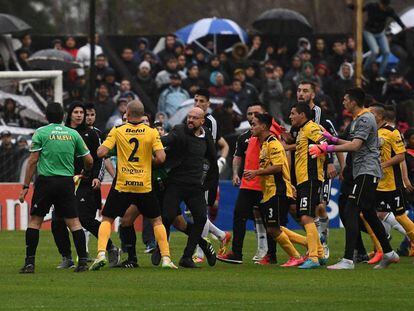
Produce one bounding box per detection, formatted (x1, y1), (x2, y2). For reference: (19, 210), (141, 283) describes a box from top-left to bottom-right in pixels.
(0, 70), (63, 105)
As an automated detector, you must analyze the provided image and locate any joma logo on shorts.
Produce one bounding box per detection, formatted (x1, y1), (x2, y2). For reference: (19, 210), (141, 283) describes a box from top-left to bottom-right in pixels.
(124, 181), (143, 186)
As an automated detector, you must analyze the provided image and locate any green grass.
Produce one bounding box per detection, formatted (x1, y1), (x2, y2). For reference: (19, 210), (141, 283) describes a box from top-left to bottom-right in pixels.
(1, 229), (413, 310)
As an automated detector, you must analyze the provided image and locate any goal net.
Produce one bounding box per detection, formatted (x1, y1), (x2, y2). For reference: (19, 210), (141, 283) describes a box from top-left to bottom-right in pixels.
(0, 70), (63, 182)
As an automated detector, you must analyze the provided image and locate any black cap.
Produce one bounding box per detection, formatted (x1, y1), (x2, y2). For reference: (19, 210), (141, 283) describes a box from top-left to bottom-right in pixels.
(153, 121), (163, 128)
(170, 73), (181, 80)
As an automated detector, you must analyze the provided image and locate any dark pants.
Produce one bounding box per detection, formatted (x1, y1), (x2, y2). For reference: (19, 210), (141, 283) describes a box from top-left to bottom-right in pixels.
(162, 182), (207, 259)
(51, 183), (113, 257)
(232, 189), (262, 257)
(142, 217), (155, 245)
(342, 175), (392, 260)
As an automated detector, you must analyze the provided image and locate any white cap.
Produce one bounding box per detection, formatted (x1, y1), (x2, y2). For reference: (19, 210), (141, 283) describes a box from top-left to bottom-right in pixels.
(139, 60), (151, 70)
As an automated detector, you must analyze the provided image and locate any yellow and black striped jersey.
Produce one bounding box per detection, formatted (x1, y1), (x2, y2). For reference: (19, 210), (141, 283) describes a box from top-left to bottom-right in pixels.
(259, 135), (293, 202)
(377, 124), (406, 191)
(295, 120), (325, 185)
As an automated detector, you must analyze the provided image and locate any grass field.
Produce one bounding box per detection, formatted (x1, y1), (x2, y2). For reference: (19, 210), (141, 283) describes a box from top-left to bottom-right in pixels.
(1, 229), (413, 310)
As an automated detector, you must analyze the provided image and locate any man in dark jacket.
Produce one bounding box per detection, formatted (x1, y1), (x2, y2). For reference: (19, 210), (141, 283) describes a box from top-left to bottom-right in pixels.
(50, 102), (121, 269)
(160, 107), (219, 268)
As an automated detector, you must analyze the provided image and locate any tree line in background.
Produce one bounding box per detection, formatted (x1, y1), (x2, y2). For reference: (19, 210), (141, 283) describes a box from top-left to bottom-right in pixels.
(1, 0), (411, 35)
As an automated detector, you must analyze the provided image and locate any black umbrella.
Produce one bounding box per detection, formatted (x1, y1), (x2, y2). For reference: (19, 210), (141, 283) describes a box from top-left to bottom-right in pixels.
(253, 8), (312, 36)
(27, 49), (81, 71)
(0, 14), (31, 35)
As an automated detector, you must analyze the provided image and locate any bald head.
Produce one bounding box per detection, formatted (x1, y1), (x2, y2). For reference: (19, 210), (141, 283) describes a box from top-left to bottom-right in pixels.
(127, 100), (144, 119)
(187, 107), (205, 131)
(190, 107), (204, 118)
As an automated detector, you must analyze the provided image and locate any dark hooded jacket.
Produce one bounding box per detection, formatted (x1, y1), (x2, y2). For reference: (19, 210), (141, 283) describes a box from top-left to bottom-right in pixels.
(65, 102), (104, 185)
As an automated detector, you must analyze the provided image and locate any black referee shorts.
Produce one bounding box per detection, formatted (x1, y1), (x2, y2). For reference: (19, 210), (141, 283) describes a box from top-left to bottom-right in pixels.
(102, 187), (161, 219)
(296, 180), (322, 218)
(31, 176), (78, 219)
(375, 189), (408, 216)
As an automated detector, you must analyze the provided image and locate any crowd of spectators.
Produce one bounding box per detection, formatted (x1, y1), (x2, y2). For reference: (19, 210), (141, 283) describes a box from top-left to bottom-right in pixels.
(0, 22), (413, 181)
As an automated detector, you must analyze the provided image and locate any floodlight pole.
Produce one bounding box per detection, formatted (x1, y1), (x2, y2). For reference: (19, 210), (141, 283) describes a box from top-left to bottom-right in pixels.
(88, 0), (96, 101)
(355, 0), (363, 87)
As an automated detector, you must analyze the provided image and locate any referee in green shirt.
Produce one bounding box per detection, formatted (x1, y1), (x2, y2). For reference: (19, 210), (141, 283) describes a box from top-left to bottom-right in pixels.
(19, 103), (93, 273)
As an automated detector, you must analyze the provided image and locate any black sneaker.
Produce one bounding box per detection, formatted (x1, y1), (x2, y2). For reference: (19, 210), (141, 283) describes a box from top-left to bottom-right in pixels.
(179, 257), (199, 268)
(56, 257), (75, 269)
(108, 246), (121, 267)
(119, 260), (139, 268)
(19, 263), (34, 274)
(151, 246), (161, 266)
(354, 253), (370, 263)
(216, 252), (243, 264)
(144, 241), (157, 254)
(74, 264), (88, 272)
(397, 246), (409, 257)
(198, 238), (216, 266)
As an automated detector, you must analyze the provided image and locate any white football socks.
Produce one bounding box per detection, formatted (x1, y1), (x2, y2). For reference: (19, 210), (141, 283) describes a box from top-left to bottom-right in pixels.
(383, 213), (408, 237)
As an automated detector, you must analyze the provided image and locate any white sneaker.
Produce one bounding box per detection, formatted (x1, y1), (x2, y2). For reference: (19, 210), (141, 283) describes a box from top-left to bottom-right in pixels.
(252, 248), (267, 261)
(323, 244), (330, 260)
(89, 252), (107, 271)
(161, 256), (178, 269)
(327, 258), (354, 270)
(374, 251), (399, 269)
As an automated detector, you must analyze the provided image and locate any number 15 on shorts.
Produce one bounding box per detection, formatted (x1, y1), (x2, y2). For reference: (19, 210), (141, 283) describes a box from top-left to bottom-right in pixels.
(300, 197), (308, 208)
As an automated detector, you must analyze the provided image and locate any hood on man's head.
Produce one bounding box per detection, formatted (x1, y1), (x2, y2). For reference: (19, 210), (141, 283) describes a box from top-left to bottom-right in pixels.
(338, 62), (354, 80)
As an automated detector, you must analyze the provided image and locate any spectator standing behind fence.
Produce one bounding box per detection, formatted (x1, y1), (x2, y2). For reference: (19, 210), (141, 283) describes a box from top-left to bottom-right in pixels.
(0, 131), (24, 182)
(76, 34), (103, 76)
(155, 55), (186, 91)
(1, 98), (23, 127)
(182, 64), (204, 97)
(94, 84), (115, 132)
(106, 97), (128, 130)
(212, 99), (242, 136)
(346, 0), (406, 77)
(95, 54), (109, 86)
(64, 36), (79, 83)
(158, 73), (189, 118)
(209, 72), (229, 98)
(135, 61), (158, 114)
(260, 67), (284, 121)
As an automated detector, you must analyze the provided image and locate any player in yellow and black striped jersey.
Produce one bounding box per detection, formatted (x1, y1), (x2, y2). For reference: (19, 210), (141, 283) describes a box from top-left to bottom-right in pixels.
(90, 100), (177, 270)
(289, 102), (326, 268)
(370, 104), (414, 245)
(244, 114), (303, 265)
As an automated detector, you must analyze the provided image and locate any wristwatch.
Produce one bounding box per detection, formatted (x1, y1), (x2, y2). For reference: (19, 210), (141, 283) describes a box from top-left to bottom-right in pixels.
(22, 184), (30, 190)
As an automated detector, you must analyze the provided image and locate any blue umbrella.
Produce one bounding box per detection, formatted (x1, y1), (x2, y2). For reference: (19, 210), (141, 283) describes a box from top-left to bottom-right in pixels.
(175, 17), (248, 54)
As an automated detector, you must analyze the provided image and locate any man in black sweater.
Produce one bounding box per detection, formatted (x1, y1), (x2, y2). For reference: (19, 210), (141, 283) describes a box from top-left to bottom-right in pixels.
(161, 107), (219, 268)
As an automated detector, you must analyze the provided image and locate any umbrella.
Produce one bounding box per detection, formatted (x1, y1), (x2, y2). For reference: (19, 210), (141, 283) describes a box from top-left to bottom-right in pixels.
(175, 17), (248, 54)
(27, 49), (80, 71)
(0, 14), (31, 35)
(253, 8), (312, 36)
(390, 7), (414, 34)
(168, 97), (242, 128)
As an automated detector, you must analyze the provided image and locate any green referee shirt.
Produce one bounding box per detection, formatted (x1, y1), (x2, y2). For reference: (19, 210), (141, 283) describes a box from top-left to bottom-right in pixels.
(30, 123), (90, 177)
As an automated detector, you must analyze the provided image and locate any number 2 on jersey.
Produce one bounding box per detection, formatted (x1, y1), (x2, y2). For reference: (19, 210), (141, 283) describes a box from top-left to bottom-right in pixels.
(128, 138), (140, 162)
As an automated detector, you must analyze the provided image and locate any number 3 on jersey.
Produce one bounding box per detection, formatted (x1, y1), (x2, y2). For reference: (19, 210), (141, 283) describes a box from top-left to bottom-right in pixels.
(128, 138), (140, 162)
